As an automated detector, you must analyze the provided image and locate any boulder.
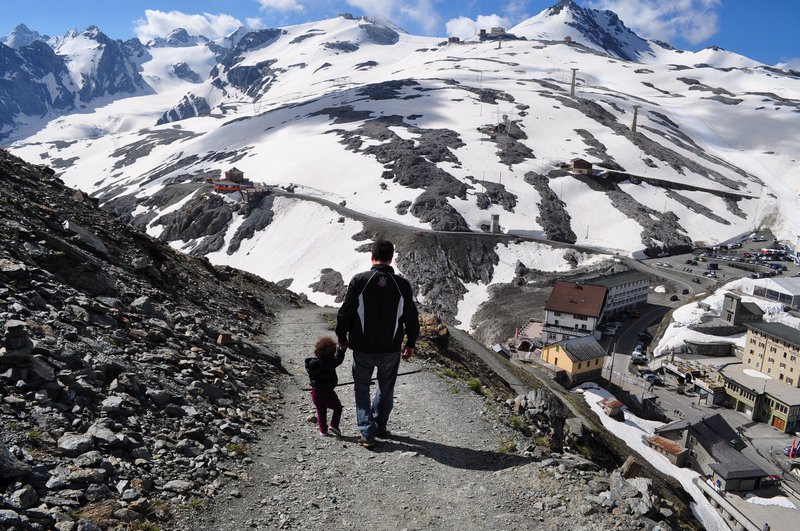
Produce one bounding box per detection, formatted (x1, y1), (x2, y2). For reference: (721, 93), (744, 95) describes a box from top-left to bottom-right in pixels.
(58, 434), (94, 457)
(0, 444), (31, 479)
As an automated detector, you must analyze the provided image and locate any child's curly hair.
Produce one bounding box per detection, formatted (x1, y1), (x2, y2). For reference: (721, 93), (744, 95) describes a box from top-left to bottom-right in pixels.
(314, 336), (337, 358)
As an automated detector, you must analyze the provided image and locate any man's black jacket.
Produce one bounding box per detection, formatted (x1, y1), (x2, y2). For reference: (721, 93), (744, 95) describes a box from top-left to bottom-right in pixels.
(336, 264), (419, 353)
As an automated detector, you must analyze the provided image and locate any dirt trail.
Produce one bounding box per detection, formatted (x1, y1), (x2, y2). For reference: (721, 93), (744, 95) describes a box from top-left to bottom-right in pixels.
(176, 303), (543, 530)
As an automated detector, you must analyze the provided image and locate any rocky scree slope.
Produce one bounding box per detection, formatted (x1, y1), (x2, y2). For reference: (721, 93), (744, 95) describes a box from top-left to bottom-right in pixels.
(0, 149), (302, 530)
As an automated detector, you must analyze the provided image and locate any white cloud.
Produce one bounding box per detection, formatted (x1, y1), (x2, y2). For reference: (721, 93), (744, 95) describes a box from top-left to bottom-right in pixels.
(257, 0), (306, 13)
(134, 10), (244, 41)
(585, 0), (721, 45)
(445, 14), (511, 40)
(346, 0), (440, 33)
(503, 0), (531, 22)
(399, 0), (440, 33)
(246, 17), (264, 28)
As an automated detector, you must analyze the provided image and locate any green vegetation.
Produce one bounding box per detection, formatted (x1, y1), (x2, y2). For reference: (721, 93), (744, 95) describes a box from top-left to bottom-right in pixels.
(436, 367), (459, 379)
(26, 429), (44, 446)
(497, 437), (518, 454)
(187, 497), (207, 510)
(466, 379), (483, 394)
(321, 312), (337, 330)
(508, 416), (524, 429)
(537, 470), (553, 480)
(226, 442), (247, 456)
(127, 521), (160, 531)
(448, 385), (460, 394)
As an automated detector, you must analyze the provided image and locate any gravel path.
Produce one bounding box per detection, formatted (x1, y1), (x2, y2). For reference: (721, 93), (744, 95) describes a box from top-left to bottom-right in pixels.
(176, 304), (654, 530)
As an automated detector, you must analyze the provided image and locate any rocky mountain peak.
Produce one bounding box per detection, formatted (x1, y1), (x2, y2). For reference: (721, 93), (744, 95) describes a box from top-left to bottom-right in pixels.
(1, 23), (50, 49)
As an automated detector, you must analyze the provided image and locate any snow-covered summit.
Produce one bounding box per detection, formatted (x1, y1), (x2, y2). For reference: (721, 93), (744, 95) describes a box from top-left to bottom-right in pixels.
(511, 0), (653, 61)
(0, 23), (50, 49)
(149, 28), (211, 48)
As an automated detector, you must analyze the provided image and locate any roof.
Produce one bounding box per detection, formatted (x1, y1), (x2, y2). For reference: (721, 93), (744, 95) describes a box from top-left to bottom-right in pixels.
(740, 302), (764, 316)
(583, 270), (650, 289)
(545, 281), (607, 317)
(646, 435), (684, 456)
(719, 363), (800, 406)
(655, 413), (744, 451)
(599, 398), (623, 409)
(571, 158), (592, 166)
(745, 321), (800, 350)
(709, 444), (766, 479)
(744, 276), (800, 296)
(557, 335), (606, 363)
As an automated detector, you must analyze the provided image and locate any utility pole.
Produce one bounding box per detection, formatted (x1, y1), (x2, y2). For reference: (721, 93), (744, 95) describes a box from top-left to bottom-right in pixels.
(631, 105), (641, 133)
(570, 68), (578, 97)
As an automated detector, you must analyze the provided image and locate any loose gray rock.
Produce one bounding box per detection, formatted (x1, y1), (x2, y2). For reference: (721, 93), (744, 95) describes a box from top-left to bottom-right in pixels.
(57, 434), (93, 457)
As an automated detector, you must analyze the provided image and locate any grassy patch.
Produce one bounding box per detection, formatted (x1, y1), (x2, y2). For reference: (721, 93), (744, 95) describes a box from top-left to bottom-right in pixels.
(321, 313), (337, 330)
(448, 385), (460, 394)
(186, 497), (207, 510)
(27, 429), (44, 447)
(436, 368), (459, 379)
(466, 379), (483, 394)
(508, 416), (525, 429)
(537, 470), (553, 480)
(498, 437), (517, 454)
(226, 442), (248, 456)
(128, 522), (160, 531)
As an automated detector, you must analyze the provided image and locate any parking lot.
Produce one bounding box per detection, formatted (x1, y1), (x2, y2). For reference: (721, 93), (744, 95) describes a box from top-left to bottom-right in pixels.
(642, 230), (800, 291)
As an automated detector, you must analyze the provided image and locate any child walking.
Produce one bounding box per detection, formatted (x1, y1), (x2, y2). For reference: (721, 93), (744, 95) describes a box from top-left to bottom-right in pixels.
(305, 336), (345, 437)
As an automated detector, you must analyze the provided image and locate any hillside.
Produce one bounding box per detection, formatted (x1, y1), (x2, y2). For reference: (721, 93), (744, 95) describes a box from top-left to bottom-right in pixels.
(3, 0), (800, 335)
(0, 149), (301, 528)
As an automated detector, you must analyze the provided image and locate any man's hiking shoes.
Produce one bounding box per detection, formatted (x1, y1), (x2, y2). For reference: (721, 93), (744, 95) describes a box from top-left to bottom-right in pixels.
(329, 427), (342, 437)
(356, 437), (375, 449)
(375, 428), (392, 439)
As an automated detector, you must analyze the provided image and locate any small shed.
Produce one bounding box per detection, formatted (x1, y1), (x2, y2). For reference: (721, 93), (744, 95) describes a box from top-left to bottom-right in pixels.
(571, 158), (592, 175)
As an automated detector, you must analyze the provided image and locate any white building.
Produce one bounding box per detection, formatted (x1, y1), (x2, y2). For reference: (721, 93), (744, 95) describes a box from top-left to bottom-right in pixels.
(581, 270), (650, 319)
(740, 276), (800, 309)
(541, 281), (607, 344)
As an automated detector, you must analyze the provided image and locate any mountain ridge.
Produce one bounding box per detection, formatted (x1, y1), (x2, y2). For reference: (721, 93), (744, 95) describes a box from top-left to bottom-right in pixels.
(4, 2), (800, 335)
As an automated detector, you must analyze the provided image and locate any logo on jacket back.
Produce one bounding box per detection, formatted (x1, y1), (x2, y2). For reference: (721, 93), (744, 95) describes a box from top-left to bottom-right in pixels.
(377, 275), (387, 287)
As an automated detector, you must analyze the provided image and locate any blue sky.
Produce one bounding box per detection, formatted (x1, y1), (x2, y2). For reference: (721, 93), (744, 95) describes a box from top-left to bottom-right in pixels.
(2, 0), (798, 68)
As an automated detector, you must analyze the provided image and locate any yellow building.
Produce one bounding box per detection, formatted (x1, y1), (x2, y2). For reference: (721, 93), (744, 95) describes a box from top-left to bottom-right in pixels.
(541, 335), (606, 384)
(720, 322), (800, 433)
(743, 322), (800, 386)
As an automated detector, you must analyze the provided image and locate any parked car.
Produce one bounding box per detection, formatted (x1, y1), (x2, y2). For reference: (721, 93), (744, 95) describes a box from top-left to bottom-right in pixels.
(669, 295), (679, 301)
(682, 288), (690, 295)
(761, 475), (781, 487)
(692, 277), (701, 283)
(645, 374), (664, 386)
(784, 445), (797, 457)
(631, 356), (648, 366)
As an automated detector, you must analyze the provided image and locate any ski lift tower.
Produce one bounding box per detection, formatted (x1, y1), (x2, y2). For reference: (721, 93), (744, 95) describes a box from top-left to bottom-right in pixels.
(631, 105), (641, 133)
(570, 68), (579, 97)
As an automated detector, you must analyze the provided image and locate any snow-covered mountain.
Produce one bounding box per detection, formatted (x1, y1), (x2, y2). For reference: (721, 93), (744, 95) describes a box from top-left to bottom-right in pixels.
(0, 24), (223, 139)
(5, 2), (800, 334)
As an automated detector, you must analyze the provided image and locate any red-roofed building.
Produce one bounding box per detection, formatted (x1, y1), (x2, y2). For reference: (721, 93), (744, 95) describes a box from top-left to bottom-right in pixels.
(541, 281), (607, 344)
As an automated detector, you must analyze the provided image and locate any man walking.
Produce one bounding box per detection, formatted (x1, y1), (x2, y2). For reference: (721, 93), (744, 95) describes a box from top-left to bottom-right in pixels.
(336, 239), (419, 448)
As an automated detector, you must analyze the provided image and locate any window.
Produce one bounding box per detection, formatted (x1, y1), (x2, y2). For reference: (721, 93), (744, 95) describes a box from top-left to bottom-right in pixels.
(767, 368), (772, 374)
(596, 359), (600, 365)
(779, 374), (784, 381)
(770, 346), (777, 353)
(747, 359), (751, 364)
(780, 363), (786, 368)
(788, 377), (794, 385)
(768, 358), (775, 363)
(554, 358), (558, 365)
(578, 362), (582, 369)
(554, 311), (562, 317)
